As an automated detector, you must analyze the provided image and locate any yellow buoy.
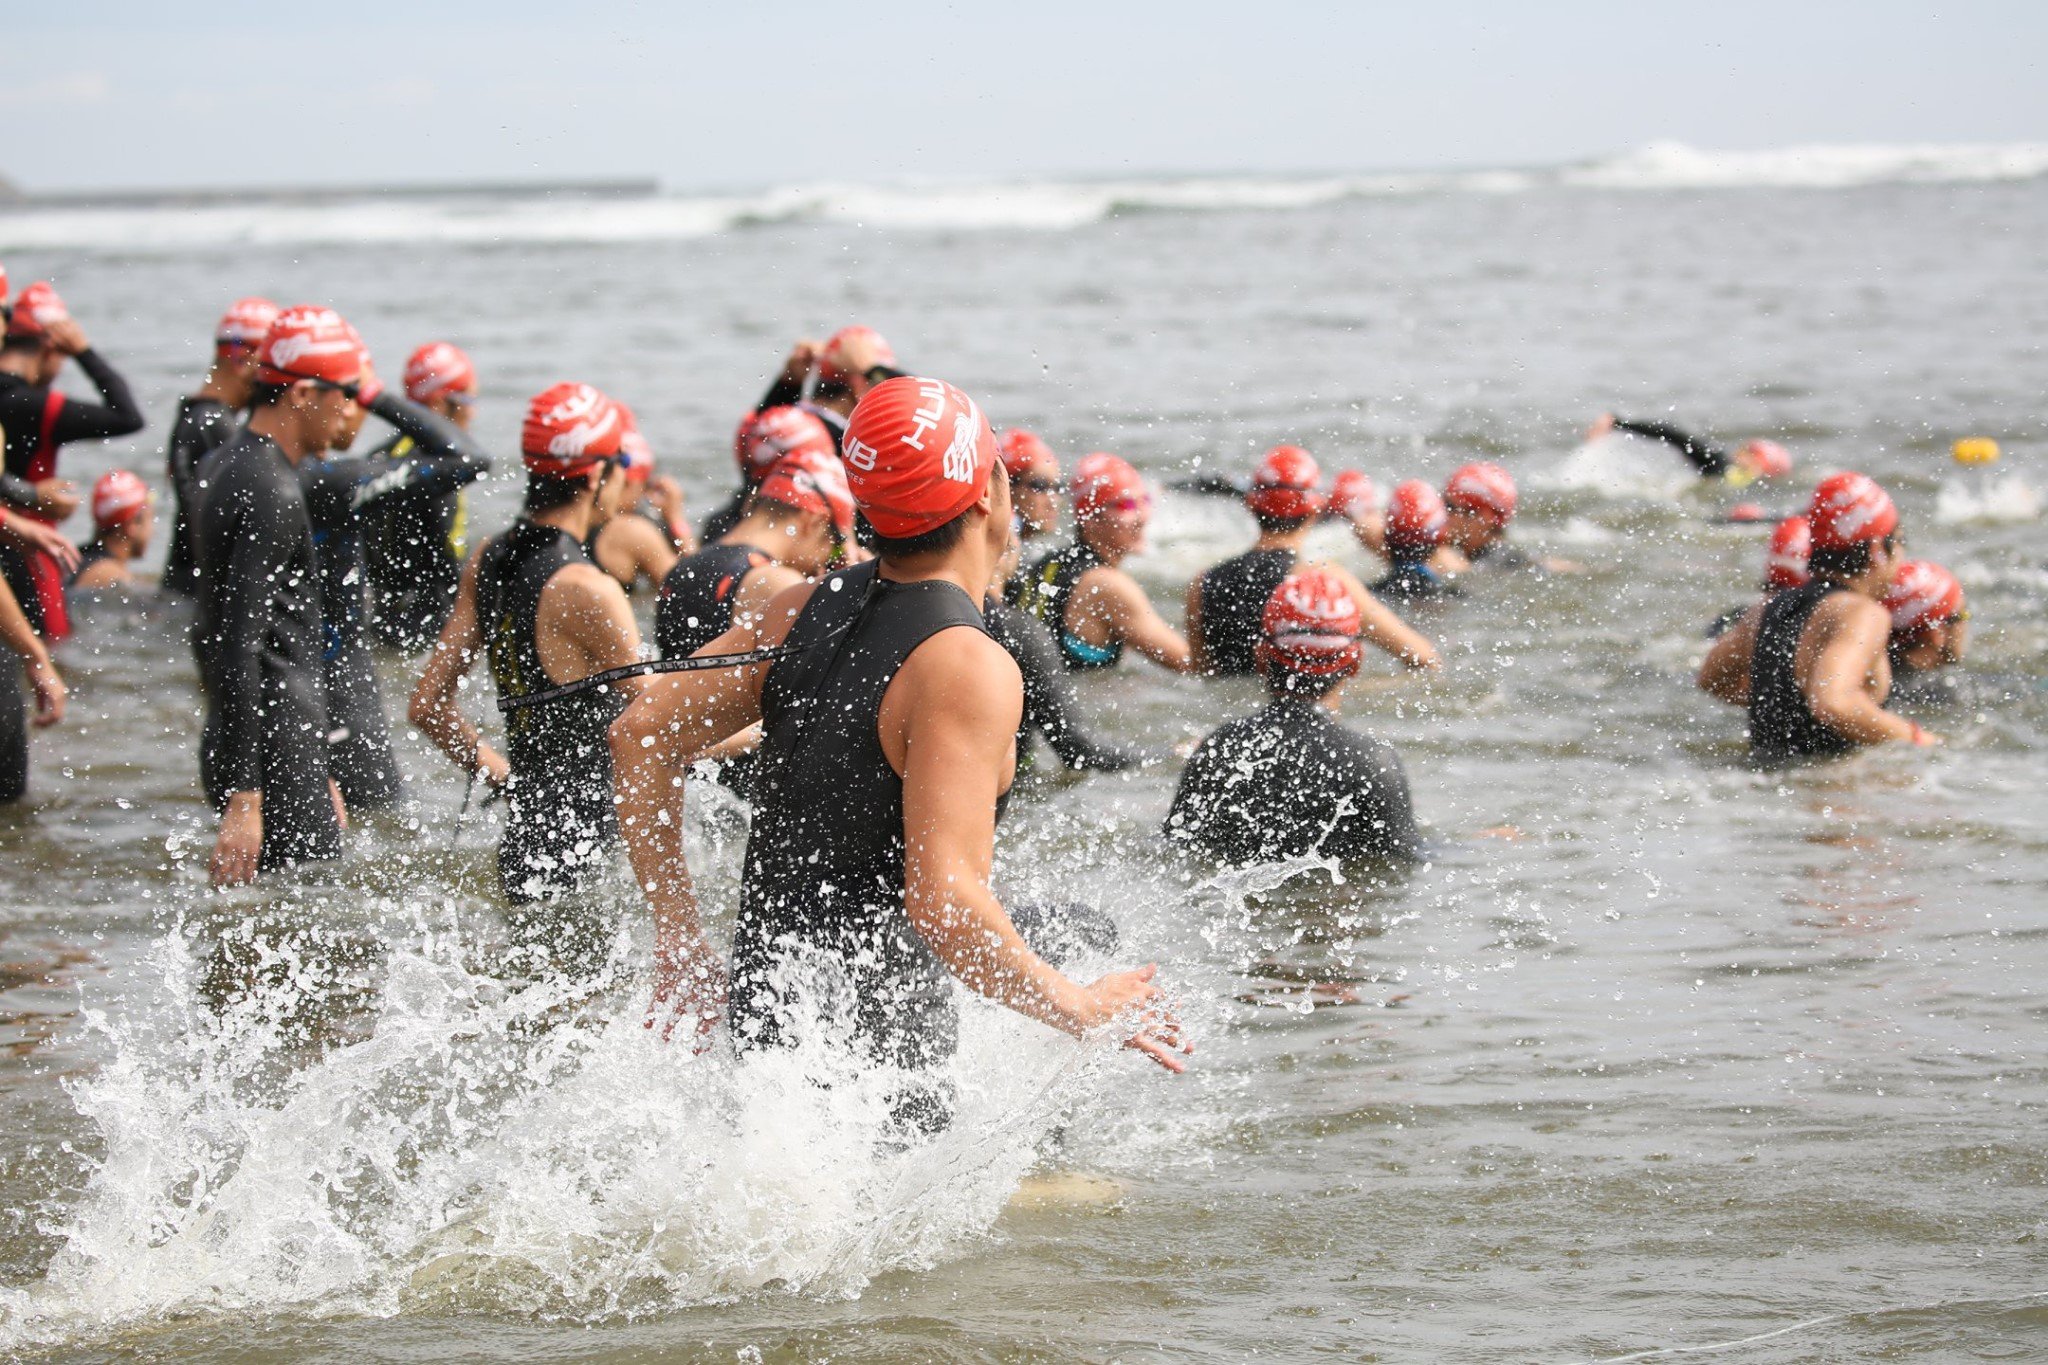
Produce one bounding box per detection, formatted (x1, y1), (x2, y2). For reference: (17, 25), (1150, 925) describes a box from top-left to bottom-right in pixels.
(1952, 437), (2000, 466)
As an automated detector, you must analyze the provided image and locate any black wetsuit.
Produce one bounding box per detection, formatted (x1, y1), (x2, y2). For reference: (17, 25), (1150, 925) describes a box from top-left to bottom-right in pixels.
(478, 521), (625, 903)
(1016, 541), (1122, 671)
(0, 475), (40, 802)
(1746, 580), (1855, 760)
(0, 350), (146, 642)
(983, 597), (1143, 772)
(64, 543), (114, 590)
(655, 541), (772, 660)
(161, 395), (239, 596)
(304, 393), (492, 808)
(192, 430), (341, 871)
(697, 489), (751, 546)
(1166, 697), (1418, 863)
(1196, 547), (1296, 676)
(1610, 418), (1730, 479)
(730, 559), (997, 1126)
(362, 431), (470, 651)
(1372, 559), (1457, 602)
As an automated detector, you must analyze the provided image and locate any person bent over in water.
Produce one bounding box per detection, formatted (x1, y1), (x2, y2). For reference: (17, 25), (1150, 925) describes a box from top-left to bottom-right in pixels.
(611, 376), (1187, 1130)
(1588, 412), (1794, 488)
(1169, 567), (1419, 864)
(1882, 558), (1969, 708)
(1372, 481), (1457, 601)
(410, 383), (645, 905)
(1186, 444), (1435, 677)
(1015, 452), (1195, 673)
(1698, 472), (1937, 757)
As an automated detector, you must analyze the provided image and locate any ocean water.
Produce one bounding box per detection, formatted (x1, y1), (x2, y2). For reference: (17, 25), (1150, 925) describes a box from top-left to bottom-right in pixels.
(0, 146), (2045, 1361)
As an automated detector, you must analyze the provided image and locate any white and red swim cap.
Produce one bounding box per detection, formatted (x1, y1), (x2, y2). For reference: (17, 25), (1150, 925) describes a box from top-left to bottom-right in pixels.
(1070, 451), (1151, 524)
(1883, 559), (1964, 635)
(1000, 428), (1057, 479)
(1328, 470), (1380, 522)
(1807, 471), (1898, 550)
(1246, 444), (1325, 521)
(1444, 461), (1518, 525)
(520, 382), (624, 475)
(403, 340), (475, 402)
(215, 296), (280, 350)
(734, 405), (835, 483)
(1383, 479), (1448, 558)
(841, 375), (1000, 539)
(91, 470), (151, 529)
(1259, 567), (1363, 678)
(5, 281), (69, 340)
(257, 305), (367, 389)
(1763, 515), (1812, 589)
(1737, 439), (1793, 481)
(816, 325), (897, 387)
(757, 448), (856, 540)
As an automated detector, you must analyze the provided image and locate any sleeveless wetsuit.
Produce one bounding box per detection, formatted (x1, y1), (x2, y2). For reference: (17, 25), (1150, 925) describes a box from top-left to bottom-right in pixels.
(1747, 579), (1856, 760)
(1372, 560), (1456, 601)
(478, 521), (626, 903)
(655, 541), (772, 660)
(1197, 547), (1296, 676)
(730, 559), (1000, 1117)
(1017, 541), (1122, 671)
(162, 394), (238, 596)
(363, 432), (470, 651)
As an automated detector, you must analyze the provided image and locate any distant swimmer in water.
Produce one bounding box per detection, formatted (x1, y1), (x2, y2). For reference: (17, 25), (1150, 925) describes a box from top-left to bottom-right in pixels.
(612, 377), (1187, 1128)
(999, 428), (1064, 583)
(1371, 481), (1458, 601)
(68, 471), (154, 595)
(411, 384), (646, 908)
(588, 405), (689, 595)
(1882, 559), (1972, 708)
(193, 306), (369, 886)
(701, 404), (839, 545)
(0, 281), (146, 644)
(0, 568), (66, 804)
(363, 341), (483, 651)
(1697, 472), (1938, 757)
(1706, 515), (1809, 639)
(163, 297), (277, 598)
(1185, 445), (1436, 677)
(1168, 567), (1420, 864)
(1327, 469), (1386, 558)
(1429, 461), (1582, 577)
(1587, 412), (1794, 487)
(1015, 452), (1196, 673)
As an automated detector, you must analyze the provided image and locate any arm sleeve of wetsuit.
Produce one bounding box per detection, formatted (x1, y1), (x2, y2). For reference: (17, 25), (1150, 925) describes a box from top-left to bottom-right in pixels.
(351, 392), (494, 513)
(297, 457), (356, 532)
(755, 373), (806, 412)
(987, 599), (1145, 772)
(49, 349), (147, 442)
(1608, 417), (1729, 477)
(863, 364), (908, 386)
(205, 473), (297, 792)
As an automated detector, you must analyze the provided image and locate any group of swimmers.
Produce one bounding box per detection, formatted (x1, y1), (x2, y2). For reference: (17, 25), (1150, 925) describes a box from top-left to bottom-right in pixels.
(0, 271), (1981, 1124)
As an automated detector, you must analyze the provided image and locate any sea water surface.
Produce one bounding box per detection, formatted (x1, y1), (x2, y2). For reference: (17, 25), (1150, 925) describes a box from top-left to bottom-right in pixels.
(0, 149), (2045, 1361)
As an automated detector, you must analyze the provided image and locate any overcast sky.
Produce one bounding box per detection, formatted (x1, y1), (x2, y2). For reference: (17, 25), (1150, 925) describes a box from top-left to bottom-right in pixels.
(11, 1), (2045, 193)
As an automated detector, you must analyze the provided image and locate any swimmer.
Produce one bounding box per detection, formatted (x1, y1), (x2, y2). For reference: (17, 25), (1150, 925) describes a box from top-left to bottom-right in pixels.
(1001, 428), (1065, 562)
(410, 383), (646, 906)
(611, 376), (1187, 1123)
(0, 570), (65, 803)
(1371, 481), (1458, 600)
(1882, 559), (1968, 705)
(1015, 452), (1196, 673)
(1706, 514), (1809, 639)
(588, 405), (689, 594)
(363, 341), (482, 650)
(1587, 412), (1794, 487)
(1697, 472), (1937, 757)
(163, 297), (278, 596)
(1167, 566), (1420, 863)
(750, 326), (906, 450)
(1185, 445), (1436, 676)
(193, 306), (368, 886)
(1327, 469), (1386, 558)
(700, 404), (838, 544)
(0, 281), (146, 643)
(1429, 461), (1580, 576)
(68, 471), (154, 594)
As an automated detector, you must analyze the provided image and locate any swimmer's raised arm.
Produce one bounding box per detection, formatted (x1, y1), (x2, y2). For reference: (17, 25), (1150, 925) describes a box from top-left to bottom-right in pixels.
(410, 546), (509, 789)
(1086, 571), (1196, 673)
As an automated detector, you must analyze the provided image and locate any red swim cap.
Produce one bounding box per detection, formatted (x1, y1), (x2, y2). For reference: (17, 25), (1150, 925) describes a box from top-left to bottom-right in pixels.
(1444, 461), (1518, 525)
(1000, 428), (1056, 479)
(842, 375), (999, 539)
(0, 263), (8, 308)
(1763, 515), (1811, 589)
(91, 469), (151, 528)
(5, 281), (69, 339)
(757, 448), (856, 539)
(520, 382), (624, 474)
(734, 405), (835, 483)
(1246, 444), (1325, 521)
(816, 326), (897, 386)
(1328, 469), (1380, 522)
(1071, 451), (1151, 523)
(1259, 567), (1363, 678)
(403, 340), (475, 402)
(215, 296), (280, 350)
(257, 305), (367, 389)
(616, 402), (654, 482)
(1883, 559), (1964, 635)
(1384, 479), (1448, 558)
(1807, 471), (1898, 550)
(1737, 439), (1793, 481)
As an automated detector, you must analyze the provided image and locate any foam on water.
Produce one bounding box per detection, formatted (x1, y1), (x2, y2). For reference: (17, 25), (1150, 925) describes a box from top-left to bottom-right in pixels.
(1532, 437), (1699, 501)
(1934, 470), (2042, 524)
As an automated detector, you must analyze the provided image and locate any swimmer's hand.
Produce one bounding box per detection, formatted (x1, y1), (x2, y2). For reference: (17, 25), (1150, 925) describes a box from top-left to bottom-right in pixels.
(30, 479), (79, 526)
(25, 652), (64, 726)
(781, 337), (822, 383)
(1, 512), (81, 574)
(211, 790), (263, 888)
(1587, 412), (1616, 441)
(1907, 722), (1942, 747)
(1080, 963), (1191, 1074)
(649, 936), (727, 1052)
(330, 778), (348, 831)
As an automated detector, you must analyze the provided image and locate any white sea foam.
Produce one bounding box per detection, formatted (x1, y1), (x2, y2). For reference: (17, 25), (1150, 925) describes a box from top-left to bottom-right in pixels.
(1934, 470), (2042, 524)
(1532, 437), (1699, 501)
